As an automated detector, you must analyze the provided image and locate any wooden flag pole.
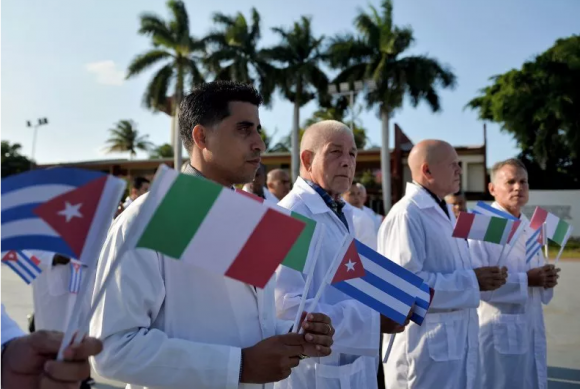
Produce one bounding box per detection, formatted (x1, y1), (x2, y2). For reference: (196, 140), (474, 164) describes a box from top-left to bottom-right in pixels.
(544, 222), (549, 263)
(382, 334), (396, 363)
(292, 225), (325, 333)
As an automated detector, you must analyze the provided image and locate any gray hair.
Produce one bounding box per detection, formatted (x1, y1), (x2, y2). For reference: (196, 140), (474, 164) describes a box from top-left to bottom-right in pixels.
(490, 158), (527, 183)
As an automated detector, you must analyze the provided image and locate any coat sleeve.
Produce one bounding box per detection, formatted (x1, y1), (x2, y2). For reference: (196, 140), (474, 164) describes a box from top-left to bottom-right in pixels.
(379, 211), (480, 310)
(275, 267), (380, 357)
(89, 221), (241, 389)
(469, 240), (528, 304)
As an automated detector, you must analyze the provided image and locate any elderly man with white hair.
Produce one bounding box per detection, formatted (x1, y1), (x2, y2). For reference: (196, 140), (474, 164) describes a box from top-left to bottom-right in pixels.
(275, 120), (407, 389)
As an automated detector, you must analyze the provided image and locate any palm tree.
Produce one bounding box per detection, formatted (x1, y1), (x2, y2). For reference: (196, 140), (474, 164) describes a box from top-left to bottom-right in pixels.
(127, 0), (205, 170)
(105, 120), (153, 159)
(203, 8), (276, 105)
(262, 16), (329, 181)
(326, 0), (456, 210)
(149, 143), (174, 159)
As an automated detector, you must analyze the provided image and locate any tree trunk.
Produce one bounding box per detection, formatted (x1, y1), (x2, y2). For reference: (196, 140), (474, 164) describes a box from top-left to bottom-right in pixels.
(380, 108), (391, 214)
(173, 67), (184, 172)
(291, 80), (302, 183)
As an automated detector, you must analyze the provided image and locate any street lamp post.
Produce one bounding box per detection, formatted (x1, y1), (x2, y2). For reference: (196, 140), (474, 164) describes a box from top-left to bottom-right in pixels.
(27, 118), (49, 170)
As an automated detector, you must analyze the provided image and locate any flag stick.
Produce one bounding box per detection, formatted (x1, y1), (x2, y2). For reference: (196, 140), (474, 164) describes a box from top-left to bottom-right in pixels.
(496, 244), (507, 268)
(292, 225), (325, 333)
(544, 223), (549, 264)
(382, 334), (396, 363)
(554, 227), (573, 265)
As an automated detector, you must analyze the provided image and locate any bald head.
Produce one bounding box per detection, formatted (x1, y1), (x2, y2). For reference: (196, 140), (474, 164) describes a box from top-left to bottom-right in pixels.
(408, 139), (462, 198)
(355, 182), (367, 203)
(267, 169), (291, 200)
(300, 120), (357, 199)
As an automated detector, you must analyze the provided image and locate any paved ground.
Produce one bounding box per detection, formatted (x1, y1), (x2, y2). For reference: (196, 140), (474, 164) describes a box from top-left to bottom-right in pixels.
(3, 261), (580, 388)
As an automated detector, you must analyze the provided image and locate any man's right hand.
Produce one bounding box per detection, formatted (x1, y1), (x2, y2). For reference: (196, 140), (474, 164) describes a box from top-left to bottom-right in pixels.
(528, 265), (560, 288)
(474, 266), (507, 291)
(240, 333), (306, 384)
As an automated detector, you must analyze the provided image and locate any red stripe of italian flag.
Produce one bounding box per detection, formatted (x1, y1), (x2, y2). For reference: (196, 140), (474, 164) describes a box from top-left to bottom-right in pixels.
(135, 166), (306, 288)
(453, 212), (513, 245)
(529, 207), (572, 246)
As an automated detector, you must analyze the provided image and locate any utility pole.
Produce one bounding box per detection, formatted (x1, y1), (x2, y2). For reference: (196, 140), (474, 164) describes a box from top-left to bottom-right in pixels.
(27, 118), (49, 170)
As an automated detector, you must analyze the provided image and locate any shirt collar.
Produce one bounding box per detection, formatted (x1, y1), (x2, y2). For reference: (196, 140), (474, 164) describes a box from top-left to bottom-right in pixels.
(182, 163), (235, 190)
(304, 180), (345, 214)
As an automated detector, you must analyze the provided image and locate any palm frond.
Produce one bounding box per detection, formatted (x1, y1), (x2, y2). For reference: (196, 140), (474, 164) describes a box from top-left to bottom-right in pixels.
(127, 50), (173, 78)
(249, 8), (261, 41)
(143, 64), (174, 111)
(167, 0), (190, 41)
(139, 14), (175, 48)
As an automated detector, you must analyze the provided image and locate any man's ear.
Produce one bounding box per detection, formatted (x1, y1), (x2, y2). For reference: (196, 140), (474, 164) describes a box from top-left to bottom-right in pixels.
(192, 124), (208, 150)
(421, 163), (432, 179)
(301, 150), (314, 171)
(488, 181), (495, 197)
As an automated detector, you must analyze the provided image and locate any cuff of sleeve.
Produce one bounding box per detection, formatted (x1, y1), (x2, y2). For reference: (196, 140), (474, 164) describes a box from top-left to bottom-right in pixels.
(228, 347), (242, 388)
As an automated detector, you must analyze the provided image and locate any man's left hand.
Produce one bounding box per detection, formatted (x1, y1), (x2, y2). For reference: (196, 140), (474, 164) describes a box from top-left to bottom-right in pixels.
(300, 312), (334, 358)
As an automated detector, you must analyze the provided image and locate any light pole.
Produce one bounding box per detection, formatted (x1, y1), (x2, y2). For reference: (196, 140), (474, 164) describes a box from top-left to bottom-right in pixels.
(328, 81), (365, 131)
(27, 118), (49, 170)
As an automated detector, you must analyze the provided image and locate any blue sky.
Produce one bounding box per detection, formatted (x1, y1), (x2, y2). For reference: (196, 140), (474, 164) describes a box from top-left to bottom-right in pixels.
(2, 0), (579, 165)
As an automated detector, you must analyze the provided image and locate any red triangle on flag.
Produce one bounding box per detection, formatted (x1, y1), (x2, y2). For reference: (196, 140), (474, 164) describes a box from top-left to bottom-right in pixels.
(331, 239), (366, 283)
(33, 176), (107, 259)
(2, 251), (18, 262)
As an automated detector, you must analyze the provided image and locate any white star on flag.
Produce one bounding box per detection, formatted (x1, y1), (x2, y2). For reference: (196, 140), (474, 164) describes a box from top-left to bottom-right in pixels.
(58, 202), (83, 222)
(345, 259), (356, 272)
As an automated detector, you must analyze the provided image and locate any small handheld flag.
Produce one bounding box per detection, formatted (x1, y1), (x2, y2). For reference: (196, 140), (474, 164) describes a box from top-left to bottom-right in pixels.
(2, 250), (42, 284)
(410, 282), (435, 325)
(1, 168), (126, 268)
(331, 238), (425, 325)
(453, 212), (515, 245)
(529, 207), (573, 247)
(68, 260), (83, 294)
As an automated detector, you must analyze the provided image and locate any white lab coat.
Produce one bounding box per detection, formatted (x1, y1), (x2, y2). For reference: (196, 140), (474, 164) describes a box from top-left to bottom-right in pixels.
(89, 194), (293, 389)
(345, 203), (378, 250)
(470, 202), (553, 389)
(378, 183), (481, 389)
(32, 252), (77, 332)
(362, 206), (382, 232)
(275, 177), (381, 389)
(1, 304), (24, 346)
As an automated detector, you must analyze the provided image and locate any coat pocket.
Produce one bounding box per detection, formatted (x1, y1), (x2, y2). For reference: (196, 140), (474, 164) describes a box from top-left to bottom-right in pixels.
(314, 356), (373, 389)
(492, 314), (529, 355)
(425, 315), (467, 362)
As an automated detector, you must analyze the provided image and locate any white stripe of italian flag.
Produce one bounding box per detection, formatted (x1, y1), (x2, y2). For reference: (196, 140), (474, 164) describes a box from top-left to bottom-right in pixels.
(129, 165), (306, 288)
(452, 212), (514, 245)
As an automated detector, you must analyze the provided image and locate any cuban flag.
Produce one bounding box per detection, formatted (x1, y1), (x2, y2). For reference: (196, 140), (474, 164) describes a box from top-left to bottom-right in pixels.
(472, 201), (524, 244)
(69, 260), (83, 294)
(410, 282), (435, 325)
(1, 250), (42, 284)
(1, 168), (126, 268)
(331, 238), (425, 325)
(526, 224), (546, 263)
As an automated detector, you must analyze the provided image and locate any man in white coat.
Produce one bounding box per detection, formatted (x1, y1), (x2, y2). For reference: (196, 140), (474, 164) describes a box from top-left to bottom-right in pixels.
(469, 158), (560, 389)
(276, 121), (406, 389)
(356, 183), (382, 231)
(343, 182), (378, 250)
(90, 81), (335, 389)
(379, 140), (508, 389)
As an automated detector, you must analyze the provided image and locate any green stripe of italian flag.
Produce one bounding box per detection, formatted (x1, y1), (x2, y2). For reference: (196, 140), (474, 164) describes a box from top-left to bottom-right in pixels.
(529, 207), (573, 246)
(452, 212), (514, 245)
(131, 165), (306, 288)
(235, 189), (319, 274)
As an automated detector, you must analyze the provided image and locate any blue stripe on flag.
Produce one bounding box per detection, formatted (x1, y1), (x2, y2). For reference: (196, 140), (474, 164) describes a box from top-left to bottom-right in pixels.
(355, 240), (423, 287)
(473, 201), (518, 220)
(1, 236), (75, 258)
(526, 228), (541, 246)
(4, 261), (33, 284)
(362, 271), (416, 306)
(526, 244), (541, 263)
(1, 168), (104, 195)
(415, 295), (430, 310)
(19, 251), (41, 272)
(14, 257), (37, 280)
(1, 204), (42, 224)
(333, 281), (408, 324)
(410, 313), (423, 325)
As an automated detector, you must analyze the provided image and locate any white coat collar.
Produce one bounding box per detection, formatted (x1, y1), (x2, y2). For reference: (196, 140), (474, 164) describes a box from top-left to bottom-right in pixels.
(492, 201), (528, 221)
(293, 177), (336, 215)
(405, 182), (452, 223)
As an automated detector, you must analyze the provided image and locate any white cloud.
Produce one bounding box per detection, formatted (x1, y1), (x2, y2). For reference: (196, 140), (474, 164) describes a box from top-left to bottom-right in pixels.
(85, 60), (125, 86)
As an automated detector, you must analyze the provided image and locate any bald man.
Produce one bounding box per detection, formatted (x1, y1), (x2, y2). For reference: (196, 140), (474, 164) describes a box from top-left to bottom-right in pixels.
(267, 169), (291, 201)
(378, 140), (507, 389)
(356, 183), (383, 231)
(275, 120), (406, 389)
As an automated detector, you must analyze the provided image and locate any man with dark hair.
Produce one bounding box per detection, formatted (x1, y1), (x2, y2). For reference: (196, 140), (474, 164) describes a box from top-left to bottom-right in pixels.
(445, 190), (467, 219)
(91, 81), (335, 389)
(123, 176), (150, 209)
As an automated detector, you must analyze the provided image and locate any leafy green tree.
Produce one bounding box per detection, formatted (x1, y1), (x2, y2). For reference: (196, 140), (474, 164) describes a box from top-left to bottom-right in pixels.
(2, 141), (31, 177)
(468, 35), (580, 188)
(105, 120), (153, 159)
(149, 143), (174, 159)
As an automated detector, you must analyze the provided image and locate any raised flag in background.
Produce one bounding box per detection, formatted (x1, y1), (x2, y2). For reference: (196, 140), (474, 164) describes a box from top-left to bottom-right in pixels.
(331, 238), (425, 325)
(453, 212), (515, 245)
(1, 168), (126, 267)
(529, 207), (574, 247)
(1, 250), (42, 284)
(125, 165), (306, 288)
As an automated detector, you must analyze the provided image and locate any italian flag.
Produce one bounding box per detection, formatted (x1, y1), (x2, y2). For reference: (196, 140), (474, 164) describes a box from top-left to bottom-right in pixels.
(529, 207), (573, 246)
(235, 189), (319, 275)
(453, 211), (515, 245)
(127, 165), (306, 288)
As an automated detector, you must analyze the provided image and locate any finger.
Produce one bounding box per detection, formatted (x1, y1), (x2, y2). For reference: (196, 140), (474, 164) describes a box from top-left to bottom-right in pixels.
(302, 322), (331, 335)
(62, 337), (103, 361)
(314, 345), (332, 357)
(304, 333), (333, 347)
(279, 333), (308, 347)
(306, 313), (331, 324)
(30, 331), (65, 355)
(44, 360), (90, 383)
